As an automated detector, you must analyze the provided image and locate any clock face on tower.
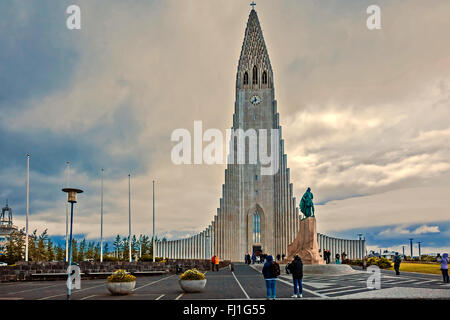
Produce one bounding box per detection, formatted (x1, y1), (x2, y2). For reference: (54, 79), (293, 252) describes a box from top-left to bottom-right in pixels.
(250, 95), (262, 106)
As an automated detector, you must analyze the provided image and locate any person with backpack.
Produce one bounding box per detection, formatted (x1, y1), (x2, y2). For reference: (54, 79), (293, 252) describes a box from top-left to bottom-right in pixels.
(437, 253), (449, 283)
(393, 252), (402, 275)
(262, 255), (280, 300)
(286, 255), (304, 298)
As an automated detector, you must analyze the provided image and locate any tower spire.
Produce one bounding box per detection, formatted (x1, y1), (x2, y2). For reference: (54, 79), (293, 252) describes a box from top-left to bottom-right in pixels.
(237, 7), (273, 89)
(250, 1), (256, 10)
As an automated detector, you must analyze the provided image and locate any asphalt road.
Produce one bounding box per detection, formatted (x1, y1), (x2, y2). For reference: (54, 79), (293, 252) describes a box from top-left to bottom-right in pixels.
(0, 263), (448, 300)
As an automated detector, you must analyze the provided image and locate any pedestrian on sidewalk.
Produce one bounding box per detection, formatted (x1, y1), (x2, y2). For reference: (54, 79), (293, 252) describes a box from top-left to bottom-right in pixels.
(262, 255), (280, 300)
(437, 253), (449, 283)
(393, 252), (402, 275)
(211, 255), (216, 271)
(214, 255), (220, 272)
(252, 252), (256, 264)
(286, 255), (303, 298)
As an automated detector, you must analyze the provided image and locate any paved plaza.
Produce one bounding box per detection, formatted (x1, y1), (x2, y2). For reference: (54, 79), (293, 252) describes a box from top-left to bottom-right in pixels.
(0, 264), (448, 300)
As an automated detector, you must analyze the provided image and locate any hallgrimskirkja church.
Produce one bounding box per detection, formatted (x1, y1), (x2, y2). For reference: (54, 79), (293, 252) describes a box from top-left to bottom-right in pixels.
(156, 8), (365, 262)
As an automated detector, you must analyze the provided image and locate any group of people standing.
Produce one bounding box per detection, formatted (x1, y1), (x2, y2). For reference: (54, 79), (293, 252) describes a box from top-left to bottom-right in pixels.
(245, 252), (268, 264)
(261, 254), (304, 300)
(210, 255), (220, 272)
(320, 249), (347, 264)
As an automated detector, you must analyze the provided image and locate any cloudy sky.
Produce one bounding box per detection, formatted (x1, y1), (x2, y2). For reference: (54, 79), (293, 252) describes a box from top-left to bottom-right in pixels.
(1, 0), (449, 255)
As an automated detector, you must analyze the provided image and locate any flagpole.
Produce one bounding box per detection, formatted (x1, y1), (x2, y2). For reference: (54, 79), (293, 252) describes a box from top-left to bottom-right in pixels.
(100, 168), (104, 262)
(25, 154), (30, 261)
(128, 174), (132, 262)
(153, 180), (155, 263)
(65, 161), (70, 262)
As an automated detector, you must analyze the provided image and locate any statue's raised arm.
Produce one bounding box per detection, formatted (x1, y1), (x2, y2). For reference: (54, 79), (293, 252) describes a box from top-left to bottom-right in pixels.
(300, 187), (315, 219)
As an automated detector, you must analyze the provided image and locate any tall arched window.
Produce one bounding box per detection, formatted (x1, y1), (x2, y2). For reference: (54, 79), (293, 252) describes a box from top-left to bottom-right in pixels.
(252, 66), (258, 85)
(262, 71), (268, 84)
(243, 72), (249, 85)
(253, 211), (261, 243)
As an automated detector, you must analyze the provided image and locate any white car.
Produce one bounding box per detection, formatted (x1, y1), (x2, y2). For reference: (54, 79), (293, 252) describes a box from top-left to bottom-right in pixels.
(0, 262), (7, 267)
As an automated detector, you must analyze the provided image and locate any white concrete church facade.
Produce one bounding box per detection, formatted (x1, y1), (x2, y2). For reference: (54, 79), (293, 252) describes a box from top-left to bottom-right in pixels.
(155, 8), (365, 262)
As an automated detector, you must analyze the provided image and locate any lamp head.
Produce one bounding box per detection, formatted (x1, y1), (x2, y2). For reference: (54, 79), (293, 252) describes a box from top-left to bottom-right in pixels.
(62, 188), (83, 203)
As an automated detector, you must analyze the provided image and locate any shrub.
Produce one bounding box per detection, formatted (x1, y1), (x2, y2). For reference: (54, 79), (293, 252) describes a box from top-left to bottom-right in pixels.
(180, 269), (206, 280)
(102, 256), (120, 262)
(367, 257), (392, 269)
(139, 255), (166, 262)
(343, 259), (363, 266)
(107, 269), (136, 283)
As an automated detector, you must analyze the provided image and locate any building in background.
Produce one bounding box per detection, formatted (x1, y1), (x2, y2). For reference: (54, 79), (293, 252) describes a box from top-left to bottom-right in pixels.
(0, 201), (19, 255)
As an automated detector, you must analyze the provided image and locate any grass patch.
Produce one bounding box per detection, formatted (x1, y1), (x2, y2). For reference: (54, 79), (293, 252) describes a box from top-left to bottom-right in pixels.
(388, 262), (442, 275)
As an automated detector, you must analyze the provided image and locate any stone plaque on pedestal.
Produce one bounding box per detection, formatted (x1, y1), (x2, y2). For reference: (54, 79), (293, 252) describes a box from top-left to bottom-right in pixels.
(286, 217), (325, 265)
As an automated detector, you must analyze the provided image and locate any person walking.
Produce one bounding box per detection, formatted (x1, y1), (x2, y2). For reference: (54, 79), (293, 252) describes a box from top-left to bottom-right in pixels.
(211, 255), (216, 271)
(287, 255), (304, 298)
(437, 253), (449, 283)
(262, 255), (280, 300)
(214, 255), (220, 272)
(252, 252), (256, 264)
(393, 252), (402, 275)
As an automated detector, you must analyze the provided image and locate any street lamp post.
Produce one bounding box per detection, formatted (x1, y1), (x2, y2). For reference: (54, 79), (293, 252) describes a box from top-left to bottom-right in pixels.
(62, 187), (83, 300)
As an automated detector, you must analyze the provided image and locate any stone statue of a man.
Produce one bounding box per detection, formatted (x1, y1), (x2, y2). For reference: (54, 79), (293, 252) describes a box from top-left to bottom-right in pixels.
(300, 187), (315, 218)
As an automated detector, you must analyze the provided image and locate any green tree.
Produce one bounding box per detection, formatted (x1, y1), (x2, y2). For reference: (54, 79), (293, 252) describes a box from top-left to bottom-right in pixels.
(71, 239), (78, 262)
(122, 237), (129, 261)
(113, 235), (121, 258)
(78, 239), (86, 261)
(46, 238), (55, 261)
(36, 230), (49, 261)
(104, 242), (109, 255)
(28, 230), (38, 261)
(94, 242), (100, 261)
(56, 245), (64, 261)
(141, 235), (150, 255)
(86, 242), (94, 260)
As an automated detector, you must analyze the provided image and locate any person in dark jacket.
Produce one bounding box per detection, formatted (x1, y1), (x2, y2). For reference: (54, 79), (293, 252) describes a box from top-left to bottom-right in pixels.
(393, 252), (402, 275)
(287, 255), (303, 298)
(252, 252), (256, 264)
(262, 255), (279, 300)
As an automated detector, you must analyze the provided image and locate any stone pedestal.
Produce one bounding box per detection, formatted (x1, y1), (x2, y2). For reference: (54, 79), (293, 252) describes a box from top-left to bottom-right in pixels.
(286, 217), (325, 265)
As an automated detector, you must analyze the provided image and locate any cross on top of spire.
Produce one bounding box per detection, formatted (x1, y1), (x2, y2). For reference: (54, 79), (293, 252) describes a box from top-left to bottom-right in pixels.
(250, 1), (256, 10)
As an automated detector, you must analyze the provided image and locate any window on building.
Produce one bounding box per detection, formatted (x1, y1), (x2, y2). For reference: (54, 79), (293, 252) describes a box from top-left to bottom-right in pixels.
(253, 211), (261, 243)
(252, 66), (258, 85)
(255, 175), (258, 181)
(262, 71), (268, 84)
(243, 72), (249, 85)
